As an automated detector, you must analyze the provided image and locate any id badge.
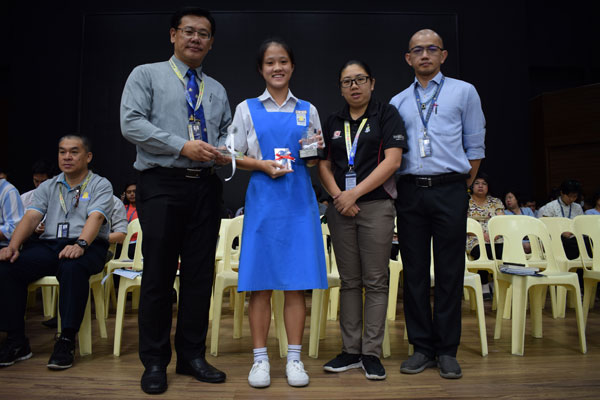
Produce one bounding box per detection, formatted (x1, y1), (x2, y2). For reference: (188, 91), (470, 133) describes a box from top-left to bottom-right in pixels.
(57, 222), (70, 238)
(345, 170), (357, 190)
(188, 120), (203, 141)
(419, 137), (432, 158)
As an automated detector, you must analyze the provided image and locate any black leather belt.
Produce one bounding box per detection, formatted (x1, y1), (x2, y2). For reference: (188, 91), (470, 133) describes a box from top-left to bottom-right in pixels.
(149, 166), (215, 179)
(400, 173), (469, 188)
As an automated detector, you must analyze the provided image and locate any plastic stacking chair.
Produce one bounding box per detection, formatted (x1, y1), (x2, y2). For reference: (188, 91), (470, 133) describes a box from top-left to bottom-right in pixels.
(27, 271), (107, 356)
(572, 215), (600, 325)
(323, 221), (341, 321)
(112, 226), (144, 356)
(489, 215), (586, 356)
(387, 219), (403, 320)
(466, 217), (499, 311)
(541, 217), (593, 318)
(210, 215), (246, 356)
(104, 219), (142, 317)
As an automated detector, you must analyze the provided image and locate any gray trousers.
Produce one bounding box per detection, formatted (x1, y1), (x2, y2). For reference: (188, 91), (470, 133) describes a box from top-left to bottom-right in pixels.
(326, 199), (395, 357)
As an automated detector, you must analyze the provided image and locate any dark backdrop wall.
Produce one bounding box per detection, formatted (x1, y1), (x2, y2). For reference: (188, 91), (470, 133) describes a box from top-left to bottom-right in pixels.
(4, 1), (600, 212)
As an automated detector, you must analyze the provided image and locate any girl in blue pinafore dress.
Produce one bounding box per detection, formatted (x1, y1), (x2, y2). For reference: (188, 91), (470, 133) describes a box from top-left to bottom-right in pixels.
(231, 38), (327, 389)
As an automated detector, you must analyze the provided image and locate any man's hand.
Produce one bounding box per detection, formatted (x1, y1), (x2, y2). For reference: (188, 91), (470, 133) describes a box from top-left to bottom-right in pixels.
(35, 222), (45, 235)
(261, 160), (294, 179)
(214, 146), (232, 166)
(181, 140), (220, 162)
(0, 246), (20, 263)
(58, 244), (85, 259)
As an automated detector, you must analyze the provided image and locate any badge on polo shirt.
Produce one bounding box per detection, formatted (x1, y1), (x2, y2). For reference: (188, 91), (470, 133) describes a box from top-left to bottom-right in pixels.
(295, 110), (307, 126)
(57, 222), (70, 238)
(80, 192), (90, 201)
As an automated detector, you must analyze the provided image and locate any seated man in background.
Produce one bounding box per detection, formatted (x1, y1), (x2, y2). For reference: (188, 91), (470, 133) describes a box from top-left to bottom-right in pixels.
(0, 178), (24, 248)
(20, 160), (55, 209)
(0, 135), (112, 370)
(540, 179), (583, 259)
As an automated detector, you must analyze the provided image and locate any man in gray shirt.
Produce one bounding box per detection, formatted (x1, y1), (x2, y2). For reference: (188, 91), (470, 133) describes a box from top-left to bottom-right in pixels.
(0, 135), (112, 371)
(120, 7), (231, 395)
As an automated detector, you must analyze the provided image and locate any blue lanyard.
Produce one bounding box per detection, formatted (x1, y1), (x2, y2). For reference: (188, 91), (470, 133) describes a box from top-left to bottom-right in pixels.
(414, 76), (445, 134)
(344, 119), (368, 169)
(559, 201), (572, 218)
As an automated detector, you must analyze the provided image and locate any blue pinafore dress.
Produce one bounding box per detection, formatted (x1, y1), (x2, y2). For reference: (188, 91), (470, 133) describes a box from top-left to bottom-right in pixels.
(237, 98), (328, 291)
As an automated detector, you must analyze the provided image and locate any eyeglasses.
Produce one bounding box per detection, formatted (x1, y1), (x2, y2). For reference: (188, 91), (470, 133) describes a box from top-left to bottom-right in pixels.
(408, 45), (444, 56)
(340, 75), (370, 88)
(177, 27), (212, 40)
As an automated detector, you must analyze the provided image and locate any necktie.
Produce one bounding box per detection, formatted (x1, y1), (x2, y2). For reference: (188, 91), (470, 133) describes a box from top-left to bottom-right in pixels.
(186, 69), (208, 142)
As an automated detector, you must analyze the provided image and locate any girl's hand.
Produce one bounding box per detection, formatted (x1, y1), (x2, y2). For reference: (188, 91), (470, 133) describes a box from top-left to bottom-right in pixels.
(261, 160), (293, 179)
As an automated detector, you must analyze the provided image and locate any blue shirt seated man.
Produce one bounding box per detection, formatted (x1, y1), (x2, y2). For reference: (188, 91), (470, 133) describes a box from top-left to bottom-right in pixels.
(0, 135), (113, 370)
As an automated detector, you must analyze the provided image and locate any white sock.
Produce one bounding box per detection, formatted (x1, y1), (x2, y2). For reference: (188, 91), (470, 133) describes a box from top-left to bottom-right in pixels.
(287, 344), (302, 363)
(253, 347), (268, 363)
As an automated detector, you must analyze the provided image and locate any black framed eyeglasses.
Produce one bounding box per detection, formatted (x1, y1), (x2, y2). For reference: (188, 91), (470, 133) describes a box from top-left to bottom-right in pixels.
(340, 75), (370, 88)
(177, 27), (211, 40)
(408, 45), (444, 56)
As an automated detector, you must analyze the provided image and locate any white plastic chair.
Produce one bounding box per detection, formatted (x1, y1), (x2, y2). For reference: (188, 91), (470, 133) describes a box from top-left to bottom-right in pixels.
(489, 215), (586, 356)
(28, 271), (107, 356)
(466, 217), (499, 311)
(572, 215), (599, 325)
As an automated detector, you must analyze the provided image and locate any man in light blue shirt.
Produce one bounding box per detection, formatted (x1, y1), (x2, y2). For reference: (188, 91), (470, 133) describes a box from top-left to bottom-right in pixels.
(390, 29), (485, 379)
(0, 179), (24, 247)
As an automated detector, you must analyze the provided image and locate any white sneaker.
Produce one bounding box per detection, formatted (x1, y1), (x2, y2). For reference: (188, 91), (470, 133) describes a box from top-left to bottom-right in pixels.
(286, 360), (309, 387)
(248, 360), (270, 388)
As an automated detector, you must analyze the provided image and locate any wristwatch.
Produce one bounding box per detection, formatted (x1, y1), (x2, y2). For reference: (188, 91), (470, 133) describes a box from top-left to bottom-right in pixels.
(75, 239), (89, 251)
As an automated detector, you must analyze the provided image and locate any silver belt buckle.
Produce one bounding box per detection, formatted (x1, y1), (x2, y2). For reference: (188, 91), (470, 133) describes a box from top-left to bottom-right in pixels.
(185, 168), (203, 179)
(415, 176), (432, 187)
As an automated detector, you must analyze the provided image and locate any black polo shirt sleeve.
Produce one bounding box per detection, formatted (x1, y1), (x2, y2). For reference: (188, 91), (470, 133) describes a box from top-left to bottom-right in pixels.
(380, 103), (408, 153)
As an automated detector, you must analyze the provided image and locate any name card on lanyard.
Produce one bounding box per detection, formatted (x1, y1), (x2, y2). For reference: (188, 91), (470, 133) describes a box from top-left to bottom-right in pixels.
(414, 76), (445, 158)
(169, 59), (206, 141)
(343, 118), (368, 190)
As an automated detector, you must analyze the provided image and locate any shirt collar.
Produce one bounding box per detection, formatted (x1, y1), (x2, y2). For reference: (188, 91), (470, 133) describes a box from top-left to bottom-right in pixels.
(171, 55), (203, 78)
(413, 71), (444, 89)
(57, 171), (92, 191)
(258, 89), (297, 108)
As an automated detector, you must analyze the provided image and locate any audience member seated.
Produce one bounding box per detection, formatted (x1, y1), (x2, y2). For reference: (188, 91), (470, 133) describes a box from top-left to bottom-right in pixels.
(523, 197), (540, 218)
(540, 179), (583, 259)
(20, 160), (55, 208)
(467, 172), (504, 299)
(121, 182), (138, 259)
(585, 191), (600, 215)
(0, 178), (24, 248)
(503, 190), (534, 253)
(0, 135), (112, 370)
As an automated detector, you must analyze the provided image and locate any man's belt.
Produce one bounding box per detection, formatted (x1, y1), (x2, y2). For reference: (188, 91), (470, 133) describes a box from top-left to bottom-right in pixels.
(400, 173), (469, 188)
(150, 166), (215, 179)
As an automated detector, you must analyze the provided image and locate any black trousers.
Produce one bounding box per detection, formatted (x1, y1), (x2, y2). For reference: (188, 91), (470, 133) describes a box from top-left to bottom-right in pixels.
(0, 237), (108, 334)
(137, 168), (221, 368)
(396, 179), (469, 358)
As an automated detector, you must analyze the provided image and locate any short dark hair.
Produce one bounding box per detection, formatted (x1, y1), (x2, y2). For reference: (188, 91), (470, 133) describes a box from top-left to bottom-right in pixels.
(503, 189), (521, 205)
(32, 159), (54, 176)
(591, 191), (600, 208)
(256, 37), (295, 73)
(59, 135), (91, 153)
(171, 7), (216, 37)
(338, 60), (373, 83)
(559, 179), (581, 195)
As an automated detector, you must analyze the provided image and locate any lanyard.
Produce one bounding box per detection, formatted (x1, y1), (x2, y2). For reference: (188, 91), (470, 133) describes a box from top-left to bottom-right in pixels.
(559, 200), (572, 218)
(414, 76), (445, 135)
(126, 205), (137, 222)
(344, 118), (368, 169)
(58, 173), (92, 218)
(169, 58), (205, 114)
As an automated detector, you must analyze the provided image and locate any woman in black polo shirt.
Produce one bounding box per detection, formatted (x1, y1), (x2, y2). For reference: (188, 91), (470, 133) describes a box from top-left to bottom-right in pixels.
(318, 60), (408, 380)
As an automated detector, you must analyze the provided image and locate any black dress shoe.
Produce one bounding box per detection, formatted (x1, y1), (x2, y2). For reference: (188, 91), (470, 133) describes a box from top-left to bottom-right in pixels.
(141, 365), (167, 394)
(176, 357), (226, 383)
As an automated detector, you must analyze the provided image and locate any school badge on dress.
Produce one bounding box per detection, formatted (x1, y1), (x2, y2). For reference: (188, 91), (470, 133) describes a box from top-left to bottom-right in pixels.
(295, 110), (307, 126)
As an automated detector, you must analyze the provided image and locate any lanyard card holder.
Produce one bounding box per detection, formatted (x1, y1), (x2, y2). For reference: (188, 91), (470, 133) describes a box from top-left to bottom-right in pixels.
(345, 169), (357, 190)
(188, 120), (203, 141)
(419, 134), (432, 158)
(57, 222), (70, 238)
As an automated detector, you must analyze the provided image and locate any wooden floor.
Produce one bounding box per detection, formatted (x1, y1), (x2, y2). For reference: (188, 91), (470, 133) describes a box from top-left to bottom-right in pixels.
(2, 292), (600, 400)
